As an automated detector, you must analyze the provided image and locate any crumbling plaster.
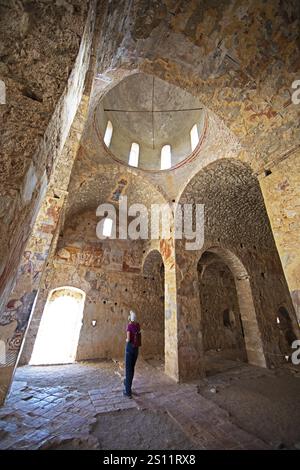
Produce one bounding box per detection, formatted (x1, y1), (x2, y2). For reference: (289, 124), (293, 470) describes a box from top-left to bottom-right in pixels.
(0, 0), (96, 314)
(20, 210), (165, 365)
(0, 0), (299, 404)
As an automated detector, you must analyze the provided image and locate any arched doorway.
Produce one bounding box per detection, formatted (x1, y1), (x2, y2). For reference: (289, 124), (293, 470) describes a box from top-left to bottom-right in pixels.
(142, 250), (165, 364)
(30, 287), (85, 365)
(198, 251), (247, 374)
(277, 306), (298, 363)
(198, 247), (266, 373)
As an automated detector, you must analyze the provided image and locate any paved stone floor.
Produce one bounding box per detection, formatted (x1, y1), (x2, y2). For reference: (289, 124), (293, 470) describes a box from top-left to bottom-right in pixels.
(0, 358), (299, 450)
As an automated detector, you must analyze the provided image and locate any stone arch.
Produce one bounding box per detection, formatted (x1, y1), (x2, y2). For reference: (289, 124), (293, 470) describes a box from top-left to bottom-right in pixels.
(198, 246), (266, 368)
(143, 249), (165, 276)
(175, 158), (296, 376)
(65, 164), (170, 223)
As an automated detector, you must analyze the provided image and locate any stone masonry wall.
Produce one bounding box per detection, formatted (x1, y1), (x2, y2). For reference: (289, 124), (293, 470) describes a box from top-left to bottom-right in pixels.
(199, 260), (247, 361)
(175, 159), (300, 380)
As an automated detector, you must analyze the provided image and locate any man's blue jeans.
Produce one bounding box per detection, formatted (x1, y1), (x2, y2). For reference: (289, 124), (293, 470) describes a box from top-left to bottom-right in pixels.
(124, 342), (139, 395)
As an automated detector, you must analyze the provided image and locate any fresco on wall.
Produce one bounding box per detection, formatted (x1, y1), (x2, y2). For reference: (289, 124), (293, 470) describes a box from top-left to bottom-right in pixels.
(291, 290), (300, 324)
(0, 194), (65, 373)
(56, 242), (142, 273)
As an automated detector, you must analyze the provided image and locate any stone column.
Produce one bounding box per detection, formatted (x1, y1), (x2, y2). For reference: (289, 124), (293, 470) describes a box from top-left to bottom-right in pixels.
(176, 246), (205, 382)
(234, 275), (267, 368)
(258, 151), (300, 324)
(164, 266), (179, 381)
(160, 238), (179, 381)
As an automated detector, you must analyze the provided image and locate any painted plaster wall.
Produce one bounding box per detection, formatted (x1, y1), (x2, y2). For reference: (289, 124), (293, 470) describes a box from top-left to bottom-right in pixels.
(259, 151), (300, 324)
(20, 212), (165, 364)
(0, 0), (95, 314)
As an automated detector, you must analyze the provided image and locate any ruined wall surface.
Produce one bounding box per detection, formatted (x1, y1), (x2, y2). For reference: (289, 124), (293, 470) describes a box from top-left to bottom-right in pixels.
(0, 89), (96, 405)
(21, 210), (164, 364)
(0, 0), (95, 313)
(83, 0), (300, 318)
(96, 0), (300, 173)
(0, 0), (299, 395)
(175, 159), (299, 379)
(199, 260), (246, 361)
(259, 151), (300, 324)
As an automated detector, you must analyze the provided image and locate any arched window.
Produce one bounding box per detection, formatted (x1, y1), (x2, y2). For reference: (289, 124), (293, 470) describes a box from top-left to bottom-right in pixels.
(128, 142), (139, 167)
(103, 120), (113, 148)
(161, 144), (171, 170)
(277, 306), (297, 345)
(190, 124), (199, 151)
(30, 287), (85, 365)
(0, 79), (6, 105)
(223, 309), (231, 327)
(223, 308), (235, 328)
(0, 339), (5, 365)
(103, 217), (113, 237)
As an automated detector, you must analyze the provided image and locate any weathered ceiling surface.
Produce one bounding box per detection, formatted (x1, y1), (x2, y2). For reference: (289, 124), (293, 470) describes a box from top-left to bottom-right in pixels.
(1, 0), (297, 267)
(97, 73), (204, 170)
(94, 0), (300, 171)
(64, 0), (299, 222)
(65, 165), (167, 223)
(179, 159), (275, 249)
(0, 0), (89, 189)
(70, 91), (240, 215)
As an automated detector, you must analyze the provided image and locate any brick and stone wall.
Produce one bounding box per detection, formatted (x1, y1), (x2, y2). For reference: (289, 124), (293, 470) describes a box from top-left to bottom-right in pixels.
(198, 259), (247, 361)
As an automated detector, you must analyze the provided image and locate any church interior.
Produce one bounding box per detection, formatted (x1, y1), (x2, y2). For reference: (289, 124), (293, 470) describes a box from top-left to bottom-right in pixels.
(0, 0), (300, 451)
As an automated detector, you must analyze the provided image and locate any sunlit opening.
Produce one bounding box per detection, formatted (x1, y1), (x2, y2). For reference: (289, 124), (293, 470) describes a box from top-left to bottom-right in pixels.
(190, 124), (199, 151)
(0, 339), (5, 365)
(30, 287), (85, 365)
(276, 317), (280, 324)
(161, 144), (171, 170)
(103, 217), (113, 237)
(104, 120), (113, 148)
(128, 142), (139, 167)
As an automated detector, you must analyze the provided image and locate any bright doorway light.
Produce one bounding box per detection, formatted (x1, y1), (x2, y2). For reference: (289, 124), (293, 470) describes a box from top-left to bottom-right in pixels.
(104, 120), (113, 147)
(30, 287), (85, 365)
(161, 145), (171, 170)
(103, 217), (113, 237)
(128, 142), (139, 167)
(190, 124), (199, 151)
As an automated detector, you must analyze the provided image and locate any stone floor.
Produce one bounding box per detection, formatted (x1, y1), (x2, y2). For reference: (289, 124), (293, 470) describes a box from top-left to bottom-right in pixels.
(0, 358), (299, 450)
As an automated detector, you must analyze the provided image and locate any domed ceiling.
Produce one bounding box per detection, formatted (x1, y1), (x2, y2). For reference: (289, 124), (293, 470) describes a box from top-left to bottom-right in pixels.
(95, 73), (206, 171)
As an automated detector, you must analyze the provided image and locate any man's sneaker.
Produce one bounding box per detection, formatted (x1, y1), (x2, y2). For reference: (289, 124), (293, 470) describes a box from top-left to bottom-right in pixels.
(123, 391), (132, 399)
